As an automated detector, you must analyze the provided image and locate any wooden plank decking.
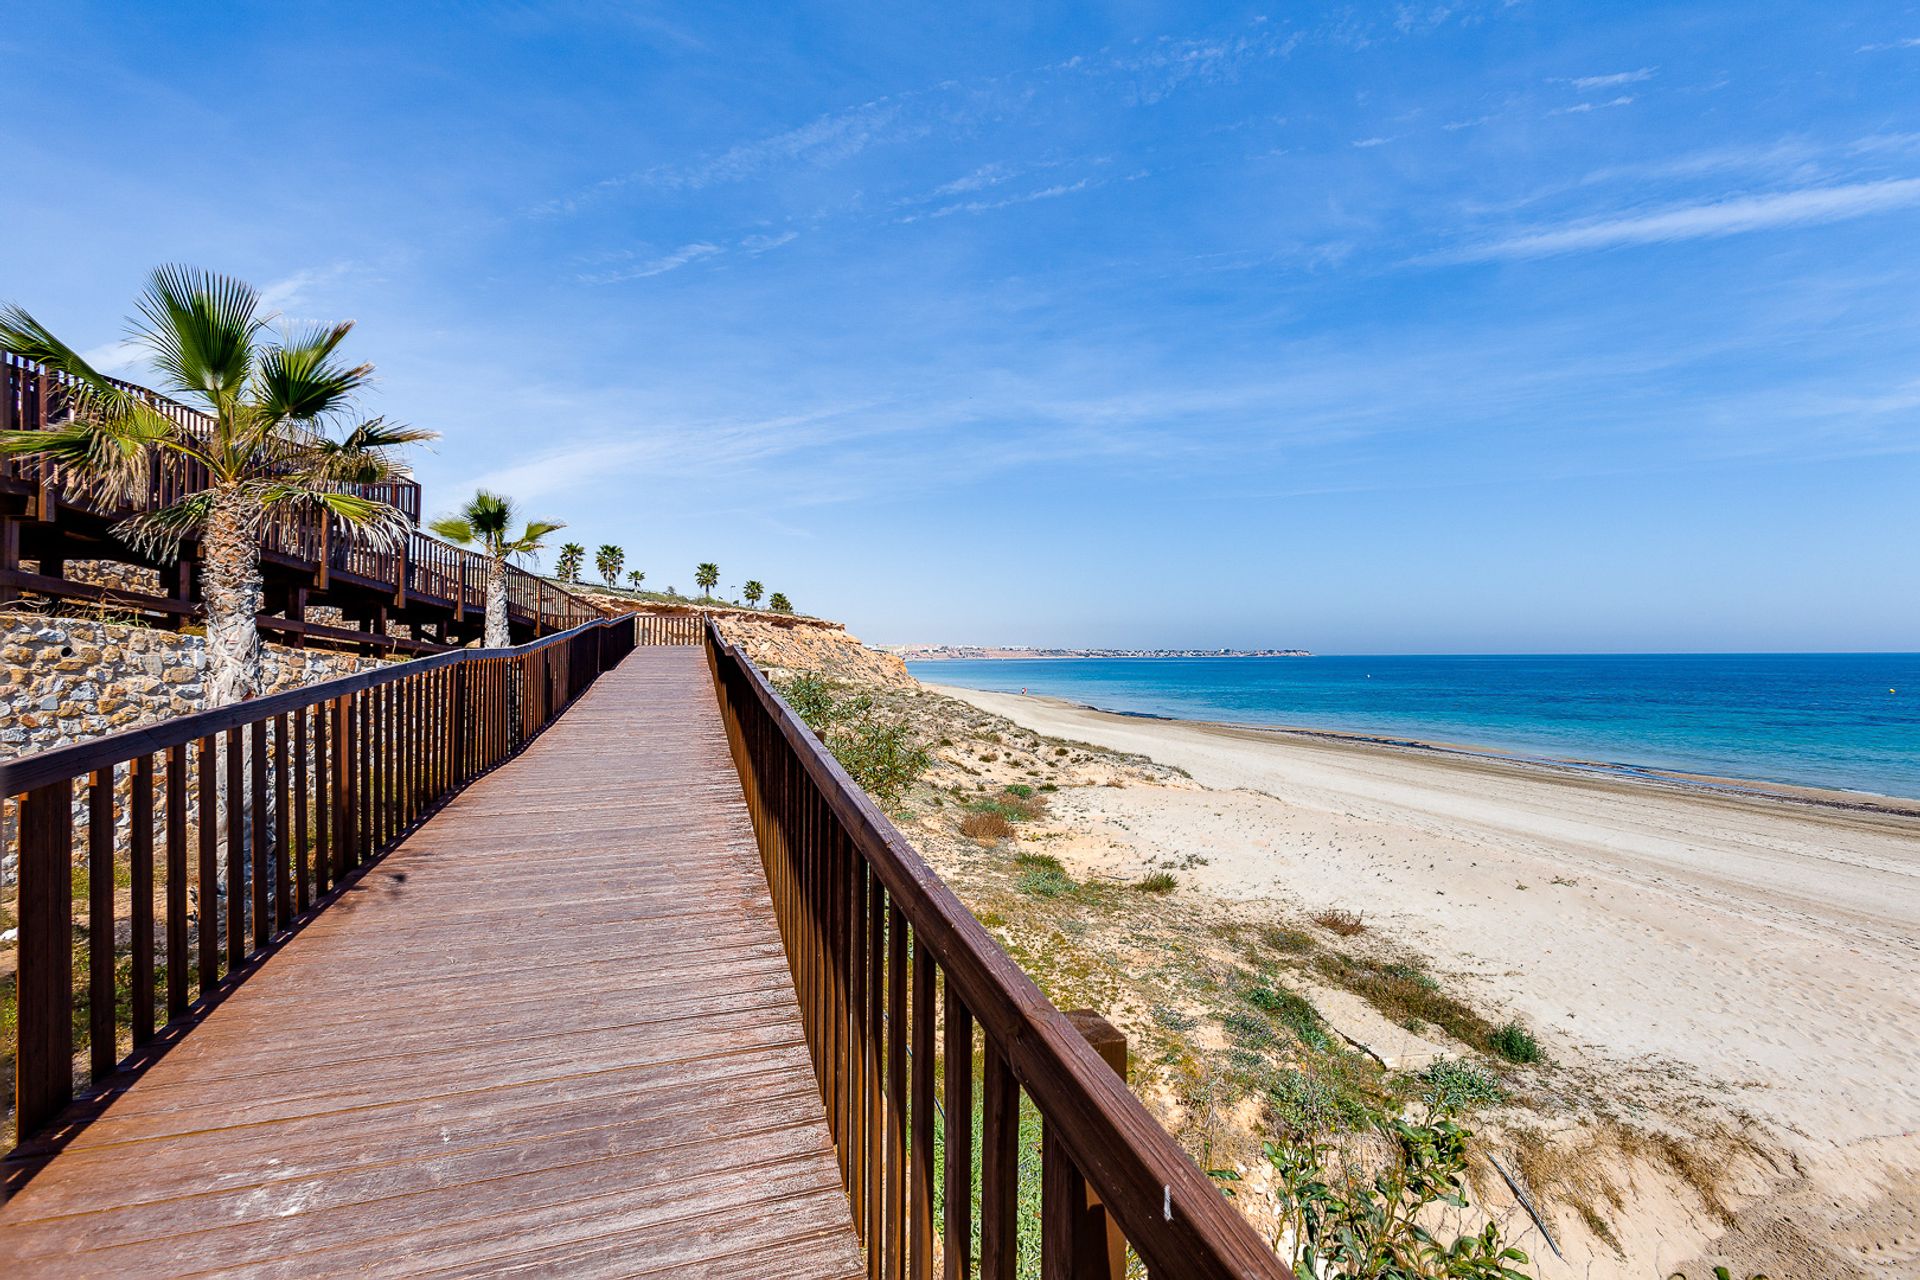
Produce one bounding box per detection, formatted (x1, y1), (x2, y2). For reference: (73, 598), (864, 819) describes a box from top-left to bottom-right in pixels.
(0, 647), (863, 1277)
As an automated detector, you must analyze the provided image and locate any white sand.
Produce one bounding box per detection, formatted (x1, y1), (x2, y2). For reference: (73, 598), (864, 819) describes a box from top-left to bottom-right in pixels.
(932, 685), (1920, 1268)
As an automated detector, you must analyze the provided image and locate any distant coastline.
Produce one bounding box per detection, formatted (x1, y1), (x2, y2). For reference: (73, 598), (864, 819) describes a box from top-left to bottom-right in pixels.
(884, 644), (1311, 660)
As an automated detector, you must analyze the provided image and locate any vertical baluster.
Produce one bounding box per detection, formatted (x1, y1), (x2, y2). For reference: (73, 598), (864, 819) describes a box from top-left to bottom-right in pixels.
(294, 709), (311, 913)
(129, 754), (156, 1047)
(851, 857), (872, 1249)
(88, 767), (117, 1079)
(165, 744), (189, 1020)
(1043, 1014), (1130, 1280)
(911, 938), (936, 1278)
(274, 713), (291, 931)
(225, 726), (244, 969)
(980, 1044), (1019, 1280)
(197, 735), (219, 994)
(250, 718), (269, 949)
(315, 701), (332, 896)
(944, 979), (975, 1280)
(830, 819), (849, 1192)
(888, 898), (909, 1276)
(16, 780), (75, 1139)
(868, 865), (888, 1279)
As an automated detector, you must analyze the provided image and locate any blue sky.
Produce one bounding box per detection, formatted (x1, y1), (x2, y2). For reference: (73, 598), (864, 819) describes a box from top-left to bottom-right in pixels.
(4, 2), (1917, 651)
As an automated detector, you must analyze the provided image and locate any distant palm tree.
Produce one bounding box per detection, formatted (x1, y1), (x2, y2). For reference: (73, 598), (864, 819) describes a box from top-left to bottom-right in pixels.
(0, 266), (433, 705)
(665, 585), (678, 597)
(768, 592), (792, 614)
(595, 543), (624, 588)
(554, 541), (585, 583)
(429, 491), (564, 648)
(743, 580), (764, 609)
(627, 568), (645, 590)
(695, 562), (719, 600)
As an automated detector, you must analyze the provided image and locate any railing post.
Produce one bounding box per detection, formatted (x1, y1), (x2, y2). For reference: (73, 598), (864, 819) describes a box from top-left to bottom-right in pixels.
(16, 780), (76, 1138)
(1042, 1011), (1130, 1280)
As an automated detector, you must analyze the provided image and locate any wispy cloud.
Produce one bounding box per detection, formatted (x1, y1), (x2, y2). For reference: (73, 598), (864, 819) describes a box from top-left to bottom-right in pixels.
(1444, 178), (1920, 261)
(1856, 37), (1920, 53)
(1554, 95), (1634, 115)
(1571, 68), (1655, 90)
(741, 230), (798, 253)
(935, 164), (1015, 195)
(578, 242), (722, 284)
(79, 337), (145, 373)
(909, 178), (1094, 222)
(1352, 136), (1393, 148)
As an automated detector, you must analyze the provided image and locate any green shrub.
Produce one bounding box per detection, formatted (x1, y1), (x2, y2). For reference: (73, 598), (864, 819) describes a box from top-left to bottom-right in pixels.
(775, 672), (928, 809)
(1266, 1111), (1531, 1277)
(1246, 984), (1329, 1050)
(1421, 1058), (1504, 1113)
(1136, 871), (1178, 894)
(1489, 1020), (1541, 1064)
(1267, 1067), (1371, 1136)
(1016, 866), (1075, 898)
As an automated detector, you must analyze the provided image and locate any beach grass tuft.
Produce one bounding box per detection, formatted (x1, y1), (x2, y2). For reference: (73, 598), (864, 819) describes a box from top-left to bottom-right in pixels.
(1135, 871), (1179, 894)
(960, 810), (1015, 841)
(1312, 908), (1366, 936)
(1013, 851), (1076, 897)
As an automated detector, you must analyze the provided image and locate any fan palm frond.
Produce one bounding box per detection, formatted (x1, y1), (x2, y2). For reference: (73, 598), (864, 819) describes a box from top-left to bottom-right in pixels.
(115, 491), (218, 559)
(255, 321), (372, 422)
(133, 265), (263, 410)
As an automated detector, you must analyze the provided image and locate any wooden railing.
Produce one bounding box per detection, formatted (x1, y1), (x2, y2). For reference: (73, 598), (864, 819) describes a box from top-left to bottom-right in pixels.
(1, 350), (599, 639)
(634, 610), (705, 645)
(704, 620), (1289, 1279)
(1, 613), (640, 1147)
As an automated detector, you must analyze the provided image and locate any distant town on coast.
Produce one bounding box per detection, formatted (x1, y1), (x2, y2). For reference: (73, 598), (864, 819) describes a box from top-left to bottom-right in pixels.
(886, 644), (1312, 660)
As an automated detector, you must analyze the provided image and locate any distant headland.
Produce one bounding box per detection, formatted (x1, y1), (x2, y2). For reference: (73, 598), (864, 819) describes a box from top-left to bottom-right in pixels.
(884, 644), (1312, 660)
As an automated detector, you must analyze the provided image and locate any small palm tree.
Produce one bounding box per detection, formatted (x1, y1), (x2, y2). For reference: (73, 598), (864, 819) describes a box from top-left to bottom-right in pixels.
(554, 541), (585, 583)
(0, 266), (433, 705)
(627, 568), (645, 590)
(768, 592), (792, 614)
(595, 544), (624, 588)
(695, 562), (719, 600)
(428, 491), (564, 647)
(743, 580), (764, 609)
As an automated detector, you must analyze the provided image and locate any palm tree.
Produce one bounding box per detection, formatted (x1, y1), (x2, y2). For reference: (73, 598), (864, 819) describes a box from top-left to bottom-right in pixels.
(769, 592), (792, 614)
(627, 569), (645, 590)
(695, 562), (719, 600)
(0, 266), (433, 706)
(743, 580), (764, 609)
(428, 491), (563, 648)
(555, 541), (585, 583)
(595, 544), (625, 588)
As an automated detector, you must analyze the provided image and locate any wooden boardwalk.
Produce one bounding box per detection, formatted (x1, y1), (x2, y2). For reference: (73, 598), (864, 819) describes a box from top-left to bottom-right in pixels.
(0, 647), (863, 1277)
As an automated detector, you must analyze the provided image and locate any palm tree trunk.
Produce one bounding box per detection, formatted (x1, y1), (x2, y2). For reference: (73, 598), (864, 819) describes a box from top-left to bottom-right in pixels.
(484, 555), (510, 648)
(199, 491), (270, 906)
(201, 492), (266, 707)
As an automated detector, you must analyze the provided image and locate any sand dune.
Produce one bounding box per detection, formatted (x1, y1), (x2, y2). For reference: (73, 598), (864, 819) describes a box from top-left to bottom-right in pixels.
(932, 685), (1920, 1276)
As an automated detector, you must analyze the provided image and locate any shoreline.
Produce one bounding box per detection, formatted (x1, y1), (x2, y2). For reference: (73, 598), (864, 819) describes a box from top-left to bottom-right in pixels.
(925, 683), (1920, 818)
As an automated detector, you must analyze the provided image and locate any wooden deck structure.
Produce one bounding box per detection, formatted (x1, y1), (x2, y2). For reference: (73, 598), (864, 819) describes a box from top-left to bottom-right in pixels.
(1, 349), (601, 653)
(2, 616), (1291, 1278)
(0, 646), (861, 1276)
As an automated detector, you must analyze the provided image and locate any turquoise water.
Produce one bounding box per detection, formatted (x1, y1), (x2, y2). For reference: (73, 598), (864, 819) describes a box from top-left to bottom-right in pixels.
(907, 654), (1920, 800)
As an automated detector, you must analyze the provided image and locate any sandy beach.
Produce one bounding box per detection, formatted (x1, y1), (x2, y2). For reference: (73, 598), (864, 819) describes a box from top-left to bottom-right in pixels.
(930, 684), (1920, 1276)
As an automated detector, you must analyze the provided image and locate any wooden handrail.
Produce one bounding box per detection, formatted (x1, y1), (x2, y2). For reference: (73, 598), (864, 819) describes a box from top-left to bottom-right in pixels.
(2, 349), (599, 637)
(703, 619), (1290, 1279)
(1, 613), (641, 1147)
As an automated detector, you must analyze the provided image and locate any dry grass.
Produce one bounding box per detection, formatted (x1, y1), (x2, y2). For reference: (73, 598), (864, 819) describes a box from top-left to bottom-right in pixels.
(1313, 908), (1366, 937)
(960, 810), (1015, 841)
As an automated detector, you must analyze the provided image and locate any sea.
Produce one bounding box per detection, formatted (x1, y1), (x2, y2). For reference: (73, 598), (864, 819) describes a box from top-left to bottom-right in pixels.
(905, 653), (1920, 801)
